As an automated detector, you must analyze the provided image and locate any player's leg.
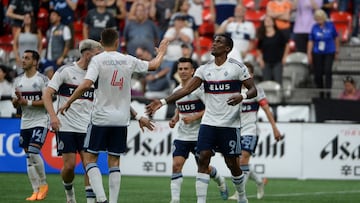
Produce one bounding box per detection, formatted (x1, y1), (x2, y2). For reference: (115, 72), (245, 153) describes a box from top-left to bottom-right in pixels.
(20, 129), (39, 200)
(209, 165), (228, 200)
(80, 151), (96, 203)
(28, 127), (48, 200)
(221, 128), (247, 203)
(61, 152), (77, 203)
(170, 140), (192, 203)
(107, 126), (128, 203)
(195, 125), (218, 203)
(83, 124), (106, 203)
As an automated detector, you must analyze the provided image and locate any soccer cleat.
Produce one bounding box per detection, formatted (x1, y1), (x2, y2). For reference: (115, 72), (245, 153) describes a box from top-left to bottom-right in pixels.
(218, 176), (229, 200)
(170, 200), (180, 203)
(26, 192), (38, 201)
(256, 178), (268, 199)
(37, 184), (49, 200)
(228, 191), (239, 200)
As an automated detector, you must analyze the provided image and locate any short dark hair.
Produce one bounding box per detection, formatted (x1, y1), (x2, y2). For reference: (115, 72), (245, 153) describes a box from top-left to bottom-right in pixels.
(24, 50), (40, 62)
(243, 62), (254, 74)
(214, 33), (233, 51)
(343, 76), (355, 84)
(101, 28), (119, 47)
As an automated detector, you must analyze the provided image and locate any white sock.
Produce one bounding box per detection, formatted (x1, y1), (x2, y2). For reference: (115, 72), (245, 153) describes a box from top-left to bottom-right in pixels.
(26, 154), (40, 192)
(86, 163), (107, 202)
(63, 182), (76, 201)
(85, 186), (96, 203)
(249, 169), (262, 185)
(30, 153), (47, 185)
(232, 174), (246, 200)
(170, 173), (183, 201)
(209, 166), (221, 186)
(196, 173), (210, 203)
(109, 167), (121, 203)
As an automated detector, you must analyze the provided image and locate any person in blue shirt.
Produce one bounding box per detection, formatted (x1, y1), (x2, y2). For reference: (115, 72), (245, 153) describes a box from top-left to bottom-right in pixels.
(307, 9), (339, 98)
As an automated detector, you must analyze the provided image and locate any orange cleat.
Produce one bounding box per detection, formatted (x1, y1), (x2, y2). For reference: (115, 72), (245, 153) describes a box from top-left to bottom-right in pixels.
(26, 192), (38, 201)
(37, 184), (49, 200)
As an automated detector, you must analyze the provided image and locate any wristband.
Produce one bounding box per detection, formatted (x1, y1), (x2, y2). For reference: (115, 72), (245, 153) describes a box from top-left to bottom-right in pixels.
(27, 100), (33, 106)
(160, 98), (167, 106)
(135, 114), (142, 121)
(241, 93), (247, 100)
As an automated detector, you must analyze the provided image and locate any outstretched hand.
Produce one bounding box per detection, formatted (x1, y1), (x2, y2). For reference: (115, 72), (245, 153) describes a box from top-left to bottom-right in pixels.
(138, 116), (155, 132)
(145, 99), (162, 116)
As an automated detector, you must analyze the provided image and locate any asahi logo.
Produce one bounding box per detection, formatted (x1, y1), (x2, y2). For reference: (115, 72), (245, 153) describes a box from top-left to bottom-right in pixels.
(320, 135), (360, 160)
(255, 134), (285, 158)
(127, 132), (173, 156)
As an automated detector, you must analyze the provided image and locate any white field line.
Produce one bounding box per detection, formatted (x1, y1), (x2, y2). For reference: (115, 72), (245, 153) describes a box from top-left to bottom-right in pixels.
(246, 190), (360, 198)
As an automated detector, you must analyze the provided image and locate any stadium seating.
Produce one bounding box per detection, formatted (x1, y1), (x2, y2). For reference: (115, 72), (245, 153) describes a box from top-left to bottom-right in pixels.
(37, 8), (49, 35)
(73, 20), (84, 48)
(0, 35), (13, 53)
(257, 80), (282, 104)
(245, 9), (266, 29)
(330, 11), (352, 43)
(282, 52), (309, 98)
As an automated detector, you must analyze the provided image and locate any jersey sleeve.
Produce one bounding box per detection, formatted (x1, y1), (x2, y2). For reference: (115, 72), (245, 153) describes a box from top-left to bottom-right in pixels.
(47, 70), (64, 91)
(85, 58), (100, 82)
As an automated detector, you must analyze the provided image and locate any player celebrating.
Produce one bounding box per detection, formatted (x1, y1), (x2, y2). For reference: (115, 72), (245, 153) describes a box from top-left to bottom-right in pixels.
(169, 57), (228, 203)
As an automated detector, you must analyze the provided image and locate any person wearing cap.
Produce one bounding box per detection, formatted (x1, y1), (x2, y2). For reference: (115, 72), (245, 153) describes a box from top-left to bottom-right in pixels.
(45, 9), (72, 72)
(42, 39), (103, 203)
(338, 76), (360, 100)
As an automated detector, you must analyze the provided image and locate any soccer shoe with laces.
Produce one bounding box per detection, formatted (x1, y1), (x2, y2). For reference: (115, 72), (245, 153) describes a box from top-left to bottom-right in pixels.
(256, 177), (268, 199)
(26, 192), (38, 201)
(218, 176), (229, 200)
(37, 184), (49, 200)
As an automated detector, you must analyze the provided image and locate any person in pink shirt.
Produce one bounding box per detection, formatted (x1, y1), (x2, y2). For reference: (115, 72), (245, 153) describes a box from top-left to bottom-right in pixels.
(338, 76), (360, 100)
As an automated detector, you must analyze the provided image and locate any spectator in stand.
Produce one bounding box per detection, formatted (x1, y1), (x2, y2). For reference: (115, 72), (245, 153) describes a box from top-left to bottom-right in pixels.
(339, 76), (360, 100)
(163, 15), (194, 84)
(266, 0), (293, 40)
(188, 0), (204, 28)
(127, 0), (156, 21)
(216, 4), (257, 62)
(106, 0), (127, 32)
(154, 0), (176, 38)
(292, 0), (323, 53)
(44, 10), (72, 76)
(0, 65), (16, 117)
(83, 0), (117, 42)
(13, 13), (42, 70)
(322, 0), (336, 17)
(338, 0), (360, 44)
(169, 0), (197, 31)
(6, 0), (34, 36)
(123, 2), (160, 56)
(210, 0), (242, 27)
(256, 15), (289, 86)
(307, 9), (339, 98)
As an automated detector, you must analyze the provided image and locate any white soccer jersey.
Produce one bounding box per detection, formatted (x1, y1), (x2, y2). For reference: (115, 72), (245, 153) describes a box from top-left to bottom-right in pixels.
(194, 58), (251, 128)
(223, 21), (256, 53)
(174, 84), (205, 141)
(48, 62), (94, 133)
(85, 51), (149, 126)
(13, 72), (49, 129)
(240, 87), (266, 135)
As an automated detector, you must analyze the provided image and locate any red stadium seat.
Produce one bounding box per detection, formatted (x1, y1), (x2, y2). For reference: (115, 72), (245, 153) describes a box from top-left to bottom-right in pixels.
(37, 8), (49, 35)
(73, 20), (84, 47)
(0, 35), (13, 53)
(245, 9), (266, 29)
(243, 0), (255, 10)
(259, 0), (270, 10)
(330, 11), (352, 42)
(195, 36), (212, 56)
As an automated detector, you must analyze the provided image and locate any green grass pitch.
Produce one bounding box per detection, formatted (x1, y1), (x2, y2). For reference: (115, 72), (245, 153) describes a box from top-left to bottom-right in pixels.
(0, 173), (359, 203)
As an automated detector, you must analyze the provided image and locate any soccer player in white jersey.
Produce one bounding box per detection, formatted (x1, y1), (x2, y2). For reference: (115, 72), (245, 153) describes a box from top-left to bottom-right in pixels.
(169, 57), (228, 203)
(12, 50), (49, 201)
(58, 28), (169, 203)
(229, 62), (282, 201)
(146, 34), (257, 203)
(42, 39), (103, 203)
